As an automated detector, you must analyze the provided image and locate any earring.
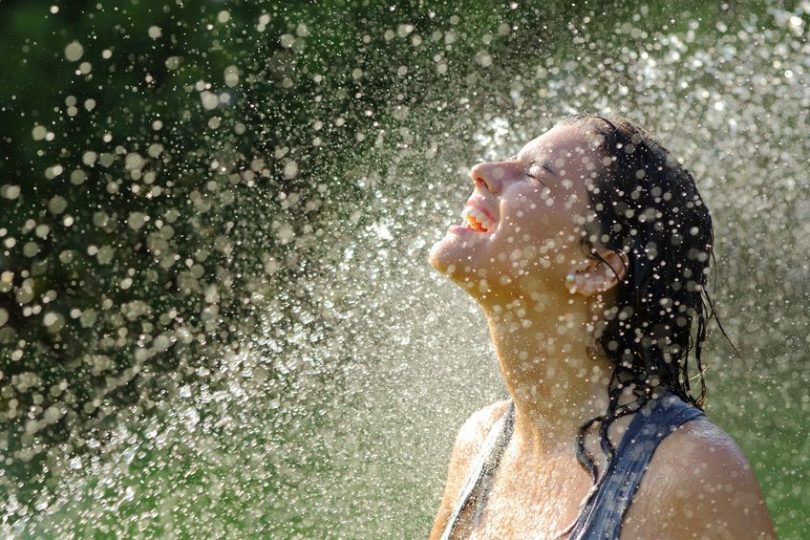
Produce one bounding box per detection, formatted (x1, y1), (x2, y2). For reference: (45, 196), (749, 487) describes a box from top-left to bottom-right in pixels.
(565, 272), (576, 293)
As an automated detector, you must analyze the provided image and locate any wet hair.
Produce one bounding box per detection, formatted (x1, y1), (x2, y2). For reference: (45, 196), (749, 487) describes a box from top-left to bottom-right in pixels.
(554, 113), (727, 522)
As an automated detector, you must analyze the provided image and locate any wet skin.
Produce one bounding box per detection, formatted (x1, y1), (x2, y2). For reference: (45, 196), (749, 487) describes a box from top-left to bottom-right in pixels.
(428, 123), (776, 539)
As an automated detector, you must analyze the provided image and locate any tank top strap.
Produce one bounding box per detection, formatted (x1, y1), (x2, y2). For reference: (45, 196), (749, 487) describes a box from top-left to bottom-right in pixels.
(440, 401), (515, 540)
(569, 392), (705, 539)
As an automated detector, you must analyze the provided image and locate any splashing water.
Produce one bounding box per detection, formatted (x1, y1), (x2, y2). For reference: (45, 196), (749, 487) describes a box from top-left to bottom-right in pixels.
(0, 1), (808, 538)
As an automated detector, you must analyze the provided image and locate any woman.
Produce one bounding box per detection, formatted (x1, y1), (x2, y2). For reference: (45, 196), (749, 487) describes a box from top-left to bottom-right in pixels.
(427, 115), (776, 539)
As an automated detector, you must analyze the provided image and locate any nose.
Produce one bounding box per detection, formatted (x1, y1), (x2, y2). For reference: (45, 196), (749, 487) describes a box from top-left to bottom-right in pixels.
(469, 162), (507, 194)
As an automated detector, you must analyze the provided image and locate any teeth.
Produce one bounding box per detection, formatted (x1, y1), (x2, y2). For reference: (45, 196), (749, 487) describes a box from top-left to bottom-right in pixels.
(462, 206), (495, 232)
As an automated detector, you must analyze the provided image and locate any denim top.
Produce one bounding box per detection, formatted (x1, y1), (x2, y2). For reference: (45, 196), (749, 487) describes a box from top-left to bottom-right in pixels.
(440, 391), (705, 540)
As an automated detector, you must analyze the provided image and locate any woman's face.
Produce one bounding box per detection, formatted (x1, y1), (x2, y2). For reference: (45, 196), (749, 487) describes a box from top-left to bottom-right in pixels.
(429, 123), (604, 299)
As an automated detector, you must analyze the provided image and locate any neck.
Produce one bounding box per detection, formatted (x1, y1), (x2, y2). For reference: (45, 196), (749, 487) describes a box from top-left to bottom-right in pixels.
(478, 287), (616, 459)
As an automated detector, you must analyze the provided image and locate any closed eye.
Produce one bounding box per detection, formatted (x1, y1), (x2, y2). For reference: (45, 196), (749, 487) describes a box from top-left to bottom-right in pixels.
(526, 163), (555, 185)
(526, 172), (548, 187)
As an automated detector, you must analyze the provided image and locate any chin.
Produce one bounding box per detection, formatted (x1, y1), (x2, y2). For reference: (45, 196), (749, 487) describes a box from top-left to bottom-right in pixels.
(428, 233), (472, 281)
(428, 233), (458, 276)
(428, 228), (488, 285)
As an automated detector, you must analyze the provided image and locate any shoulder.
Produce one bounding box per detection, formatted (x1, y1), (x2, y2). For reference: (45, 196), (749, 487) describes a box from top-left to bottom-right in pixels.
(622, 415), (777, 539)
(451, 399), (512, 460)
(428, 399), (511, 540)
(441, 400), (512, 496)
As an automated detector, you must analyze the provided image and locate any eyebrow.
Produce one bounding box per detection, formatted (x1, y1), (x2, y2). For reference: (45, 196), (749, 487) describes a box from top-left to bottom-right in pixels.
(510, 154), (558, 176)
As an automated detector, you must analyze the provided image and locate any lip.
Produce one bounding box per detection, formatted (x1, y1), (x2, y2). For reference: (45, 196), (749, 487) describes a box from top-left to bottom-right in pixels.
(448, 224), (477, 234)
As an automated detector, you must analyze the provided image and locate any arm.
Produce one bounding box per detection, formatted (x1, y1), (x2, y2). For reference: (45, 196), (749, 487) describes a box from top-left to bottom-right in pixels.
(428, 400), (511, 540)
(622, 418), (777, 539)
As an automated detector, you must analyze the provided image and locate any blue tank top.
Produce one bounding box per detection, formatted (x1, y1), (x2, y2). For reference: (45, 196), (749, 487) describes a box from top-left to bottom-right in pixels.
(440, 391), (705, 539)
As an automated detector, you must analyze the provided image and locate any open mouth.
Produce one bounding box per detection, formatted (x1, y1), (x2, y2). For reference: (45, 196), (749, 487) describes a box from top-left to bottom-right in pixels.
(461, 204), (496, 233)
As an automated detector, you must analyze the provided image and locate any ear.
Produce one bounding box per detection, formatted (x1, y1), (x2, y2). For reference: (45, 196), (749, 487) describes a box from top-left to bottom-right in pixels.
(568, 249), (628, 297)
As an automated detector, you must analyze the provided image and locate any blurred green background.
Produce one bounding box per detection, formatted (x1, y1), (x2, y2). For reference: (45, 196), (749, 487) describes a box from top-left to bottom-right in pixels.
(1, 0), (808, 538)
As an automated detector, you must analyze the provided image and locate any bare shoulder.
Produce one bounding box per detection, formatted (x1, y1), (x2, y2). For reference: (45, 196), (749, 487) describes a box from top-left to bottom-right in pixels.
(428, 399), (511, 540)
(623, 416), (777, 540)
(452, 399), (512, 459)
(443, 399), (512, 494)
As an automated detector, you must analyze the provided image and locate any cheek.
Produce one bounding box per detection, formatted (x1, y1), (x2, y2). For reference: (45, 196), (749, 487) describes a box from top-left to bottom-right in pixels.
(499, 194), (585, 263)
(504, 190), (566, 235)
(564, 191), (583, 211)
(507, 186), (543, 211)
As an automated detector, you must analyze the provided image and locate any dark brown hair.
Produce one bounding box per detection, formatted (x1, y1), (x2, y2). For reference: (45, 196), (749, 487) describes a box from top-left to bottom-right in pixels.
(558, 113), (724, 489)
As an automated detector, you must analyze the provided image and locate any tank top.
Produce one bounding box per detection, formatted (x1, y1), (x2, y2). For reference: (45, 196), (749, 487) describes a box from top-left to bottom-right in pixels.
(439, 391), (705, 539)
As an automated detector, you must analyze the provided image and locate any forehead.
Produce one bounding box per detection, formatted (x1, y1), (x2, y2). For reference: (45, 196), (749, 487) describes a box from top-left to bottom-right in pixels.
(516, 123), (603, 163)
